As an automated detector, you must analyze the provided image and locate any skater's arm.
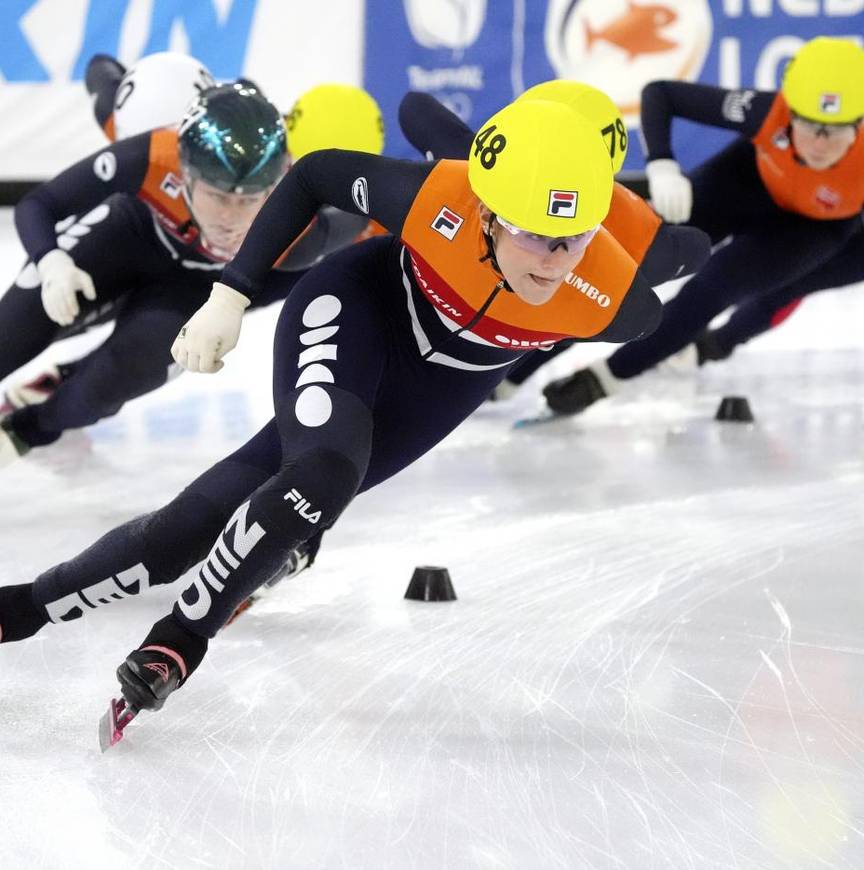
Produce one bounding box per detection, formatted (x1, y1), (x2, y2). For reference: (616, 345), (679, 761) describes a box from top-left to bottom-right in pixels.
(277, 208), (371, 272)
(640, 81), (775, 161)
(222, 150), (433, 300)
(592, 270), (662, 344)
(640, 224), (712, 284)
(14, 135), (151, 264)
(398, 91), (474, 160)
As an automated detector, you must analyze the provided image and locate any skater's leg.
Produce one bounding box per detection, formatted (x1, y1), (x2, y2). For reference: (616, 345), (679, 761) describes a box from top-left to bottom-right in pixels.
(0, 196), (150, 381)
(6, 278), (206, 448)
(170, 261), (389, 639)
(606, 214), (858, 380)
(707, 224), (864, 358)
(0, 421), (281, 640)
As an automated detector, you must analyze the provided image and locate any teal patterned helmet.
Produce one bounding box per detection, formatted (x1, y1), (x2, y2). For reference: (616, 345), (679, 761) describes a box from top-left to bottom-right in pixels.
(178, 82), (287, 193)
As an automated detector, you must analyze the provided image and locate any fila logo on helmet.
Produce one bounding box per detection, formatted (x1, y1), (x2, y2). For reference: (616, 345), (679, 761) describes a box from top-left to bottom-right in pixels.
(548, 190), (577, 218)
(431, 206), (464, 240)
(820, 93), (841, 115)
(351, 177), (369, 214)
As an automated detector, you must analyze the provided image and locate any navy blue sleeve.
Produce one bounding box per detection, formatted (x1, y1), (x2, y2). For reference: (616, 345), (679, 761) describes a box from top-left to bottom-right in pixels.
(85, 54), (126, 132)
(398, 91), (474, 160)
(277, 208), (371, 272)
(641, 224), (712, 284)
(222, 149), (433, 300)
(14, 134), (152, 264)
(593, 271), (662, 344)
(640, 81), (776, 161)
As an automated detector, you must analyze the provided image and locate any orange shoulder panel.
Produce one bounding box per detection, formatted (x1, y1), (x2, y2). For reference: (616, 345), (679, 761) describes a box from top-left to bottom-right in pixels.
(103, 113), (116, 143)
(402, 161), (640, 345)
(603, 182), (661, 264)
(138, 128), (191, 225)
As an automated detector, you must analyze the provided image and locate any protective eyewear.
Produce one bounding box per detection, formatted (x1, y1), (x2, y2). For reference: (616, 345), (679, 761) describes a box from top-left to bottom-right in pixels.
(496, 215), (599, 256)
(790, 114), (859, 140)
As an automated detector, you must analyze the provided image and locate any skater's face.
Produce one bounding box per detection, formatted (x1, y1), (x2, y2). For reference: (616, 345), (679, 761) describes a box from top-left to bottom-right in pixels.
(479, 206), (595, 306)
(185, 178), (273, 259)
(790, 117), (858, 170)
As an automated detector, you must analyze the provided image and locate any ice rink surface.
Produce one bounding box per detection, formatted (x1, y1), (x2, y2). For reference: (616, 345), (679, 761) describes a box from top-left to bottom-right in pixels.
(1, 208), (863, 869)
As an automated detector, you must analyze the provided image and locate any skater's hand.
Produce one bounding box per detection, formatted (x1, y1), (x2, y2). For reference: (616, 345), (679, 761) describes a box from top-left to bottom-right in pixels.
(171, 281), (250, 373)
(645, 159), (692, 224)
(37, 249), (97, 326)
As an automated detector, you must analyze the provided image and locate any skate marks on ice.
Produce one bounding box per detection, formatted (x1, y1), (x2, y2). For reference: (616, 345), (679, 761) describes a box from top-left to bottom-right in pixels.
(3, 472), (861, 869)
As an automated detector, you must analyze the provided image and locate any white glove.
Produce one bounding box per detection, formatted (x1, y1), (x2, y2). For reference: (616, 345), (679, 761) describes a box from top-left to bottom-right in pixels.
(645, 159), (693, 224)
(37, 249), (96, 326)
(171, 281), (251, 373)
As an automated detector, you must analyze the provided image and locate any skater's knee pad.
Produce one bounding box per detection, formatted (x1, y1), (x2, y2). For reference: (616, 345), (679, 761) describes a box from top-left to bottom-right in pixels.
(250, 446), (363, 547)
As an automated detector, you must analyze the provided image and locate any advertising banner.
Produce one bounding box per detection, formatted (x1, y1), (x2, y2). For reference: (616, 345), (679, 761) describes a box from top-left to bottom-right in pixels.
(0, 0), (361, 180)
(365, 0), (864, 170)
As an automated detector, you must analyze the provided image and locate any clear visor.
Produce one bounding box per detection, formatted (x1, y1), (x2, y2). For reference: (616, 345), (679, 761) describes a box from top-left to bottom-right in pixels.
(496, 215), (599, 256)
(790, 114), (859, 140)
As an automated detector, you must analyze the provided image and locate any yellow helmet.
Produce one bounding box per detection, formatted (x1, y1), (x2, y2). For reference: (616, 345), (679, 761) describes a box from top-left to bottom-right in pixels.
(285, 84), (385, 159)
(782, 36), (864, 124)
(518, 80), (628, 173)
(468, 99), (613, 236)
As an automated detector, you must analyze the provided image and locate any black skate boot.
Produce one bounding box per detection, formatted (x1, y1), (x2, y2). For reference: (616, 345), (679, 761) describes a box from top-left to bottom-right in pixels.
(225, 536), (319, 627)
(543, 367), (608, 416)
(0, 583), (49, 643)
(116, 614), (208, 712)
(0, 417), (31, 467)
(694, 330), (733, 366)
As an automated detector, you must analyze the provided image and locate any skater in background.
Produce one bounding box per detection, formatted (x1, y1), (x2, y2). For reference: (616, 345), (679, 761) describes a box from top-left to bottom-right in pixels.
(86, 50), (216, 142)
(539, 36), (864, 416)
(0, 68), (385, 463)
(686, 214), (864, 366)
(0, 100), (660, 723)
(397, 80), (711, 401)
(0, 50), (216, 413)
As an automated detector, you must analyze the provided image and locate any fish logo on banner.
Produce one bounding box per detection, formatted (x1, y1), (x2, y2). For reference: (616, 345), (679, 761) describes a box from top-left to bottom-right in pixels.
(544, 0), (713, 125)
(403, 0), (487, 50)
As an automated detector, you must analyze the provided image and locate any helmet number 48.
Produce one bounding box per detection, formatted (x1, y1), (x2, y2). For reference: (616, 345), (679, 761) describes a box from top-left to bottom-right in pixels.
(473, 125), (507, 169)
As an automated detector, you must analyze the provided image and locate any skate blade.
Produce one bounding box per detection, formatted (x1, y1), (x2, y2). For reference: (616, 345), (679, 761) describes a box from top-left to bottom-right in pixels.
(512, 411), (568, 429)
(98, 697), (137, 752)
